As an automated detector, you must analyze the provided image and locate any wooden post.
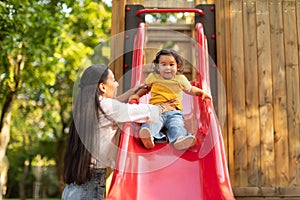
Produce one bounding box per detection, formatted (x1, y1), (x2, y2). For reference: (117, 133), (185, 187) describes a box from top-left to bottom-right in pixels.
(111, 0), (126, 95)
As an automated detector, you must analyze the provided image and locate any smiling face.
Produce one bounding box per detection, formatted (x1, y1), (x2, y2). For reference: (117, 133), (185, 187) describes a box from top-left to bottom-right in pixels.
(156, 55), (178, 80)
(99, 69), (119, 98)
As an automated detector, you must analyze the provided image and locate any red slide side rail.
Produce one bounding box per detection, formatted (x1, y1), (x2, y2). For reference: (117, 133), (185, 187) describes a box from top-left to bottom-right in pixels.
(131, 22), (145, 87)
(195, 23), (211, 93)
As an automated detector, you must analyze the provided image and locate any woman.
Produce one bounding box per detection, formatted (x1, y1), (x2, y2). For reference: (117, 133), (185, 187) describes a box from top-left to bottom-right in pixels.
(62, 65), (173, 200)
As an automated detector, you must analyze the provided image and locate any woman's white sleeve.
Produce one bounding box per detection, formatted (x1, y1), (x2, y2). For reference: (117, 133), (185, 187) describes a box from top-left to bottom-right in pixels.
(101, 98), (159, 124)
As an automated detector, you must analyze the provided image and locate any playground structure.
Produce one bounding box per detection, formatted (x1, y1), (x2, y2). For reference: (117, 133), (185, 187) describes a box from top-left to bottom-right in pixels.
(106, 4), (235, 200)
(109, 1), (300, 199)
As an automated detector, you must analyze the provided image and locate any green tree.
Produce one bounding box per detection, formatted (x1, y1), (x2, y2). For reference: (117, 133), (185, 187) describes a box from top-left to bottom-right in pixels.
(0, 0), (70, 198)
(1, 0), (111, 198)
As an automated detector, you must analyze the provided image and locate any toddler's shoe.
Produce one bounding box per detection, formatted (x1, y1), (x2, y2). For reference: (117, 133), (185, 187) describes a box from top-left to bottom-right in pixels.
(173, 135), (196, 150)
(139, 127), (155, 149)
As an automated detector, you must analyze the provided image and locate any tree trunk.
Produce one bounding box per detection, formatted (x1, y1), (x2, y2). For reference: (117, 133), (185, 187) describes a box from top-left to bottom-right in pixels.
(0, 156), (9, 200)
(0, 45), (24, 199)
(19, 160), (29, 200)
(56, 138), (66, 197)
(0, 95), (15, 199)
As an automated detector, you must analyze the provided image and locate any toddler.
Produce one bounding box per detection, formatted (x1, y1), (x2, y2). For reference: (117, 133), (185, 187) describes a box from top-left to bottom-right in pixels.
(135, 49), (211, 150)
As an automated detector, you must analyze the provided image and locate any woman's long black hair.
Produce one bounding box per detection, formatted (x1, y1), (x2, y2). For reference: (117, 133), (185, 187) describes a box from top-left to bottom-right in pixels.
(63, 65), (109, 185)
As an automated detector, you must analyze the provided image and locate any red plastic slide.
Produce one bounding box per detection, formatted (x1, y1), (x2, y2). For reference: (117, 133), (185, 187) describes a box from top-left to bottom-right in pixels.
(106, 23), (235, 200)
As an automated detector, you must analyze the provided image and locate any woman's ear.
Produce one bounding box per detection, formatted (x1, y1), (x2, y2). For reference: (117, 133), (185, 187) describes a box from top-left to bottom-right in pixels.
(98, 83), (106, 93)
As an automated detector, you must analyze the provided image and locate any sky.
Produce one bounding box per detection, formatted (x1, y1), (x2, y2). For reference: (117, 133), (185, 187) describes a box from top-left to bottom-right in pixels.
(103, 0), (112, 7)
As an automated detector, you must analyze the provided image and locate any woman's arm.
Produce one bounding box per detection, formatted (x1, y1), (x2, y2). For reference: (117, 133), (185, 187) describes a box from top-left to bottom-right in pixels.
(115, 84), (149, 102)
(101, 98), (160, 124)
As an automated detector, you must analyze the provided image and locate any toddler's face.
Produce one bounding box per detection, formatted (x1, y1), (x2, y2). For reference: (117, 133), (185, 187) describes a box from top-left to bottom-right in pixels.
(157, 55), (178, 80)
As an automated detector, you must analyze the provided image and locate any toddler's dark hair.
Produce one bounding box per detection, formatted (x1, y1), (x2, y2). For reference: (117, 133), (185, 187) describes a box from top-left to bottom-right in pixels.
(152, 49), (184, 74)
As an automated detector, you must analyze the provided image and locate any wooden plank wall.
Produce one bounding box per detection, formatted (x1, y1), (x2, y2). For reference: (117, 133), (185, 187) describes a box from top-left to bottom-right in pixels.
(220, 0), (300, 197)
(111, 0), (300, 198)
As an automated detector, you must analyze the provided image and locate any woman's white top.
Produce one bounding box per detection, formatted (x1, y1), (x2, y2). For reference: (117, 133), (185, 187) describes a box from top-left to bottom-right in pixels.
(90, 97), (159, 169)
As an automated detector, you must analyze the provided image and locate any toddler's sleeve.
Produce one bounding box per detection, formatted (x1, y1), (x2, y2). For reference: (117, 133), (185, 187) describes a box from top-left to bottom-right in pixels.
(145, 73), (154, 86)
(181, 75), (192, 92)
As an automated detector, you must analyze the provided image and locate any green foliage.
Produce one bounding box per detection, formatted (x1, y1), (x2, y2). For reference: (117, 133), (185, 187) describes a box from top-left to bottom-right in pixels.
(146, 12), (190, 24)
(1, 0), (112, 198)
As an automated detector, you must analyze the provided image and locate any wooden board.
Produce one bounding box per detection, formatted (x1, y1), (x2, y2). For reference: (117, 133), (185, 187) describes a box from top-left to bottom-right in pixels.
(256, 0), (275, 187)
(243, 0), (260, 187)
(270, 0), (289, 186)
(283, 0), (300, 187)
(230, 0), (248, 187)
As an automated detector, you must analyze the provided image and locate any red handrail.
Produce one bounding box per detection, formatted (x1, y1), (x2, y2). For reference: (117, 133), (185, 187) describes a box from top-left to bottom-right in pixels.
(195, 23), (211, 94)
(137, 8), (204, 16)
(131, 23), (145, 87)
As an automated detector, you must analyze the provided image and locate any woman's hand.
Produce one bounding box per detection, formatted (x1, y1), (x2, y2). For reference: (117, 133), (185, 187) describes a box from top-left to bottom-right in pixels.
(132, 83), (150, 97)
(116, 84), (149, 102)
(132, 83), (148, 93)
(157, 98), (179, 114)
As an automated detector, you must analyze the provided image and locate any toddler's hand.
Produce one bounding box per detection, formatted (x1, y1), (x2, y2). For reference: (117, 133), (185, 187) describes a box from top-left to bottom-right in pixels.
(202, 91), (212, 100)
